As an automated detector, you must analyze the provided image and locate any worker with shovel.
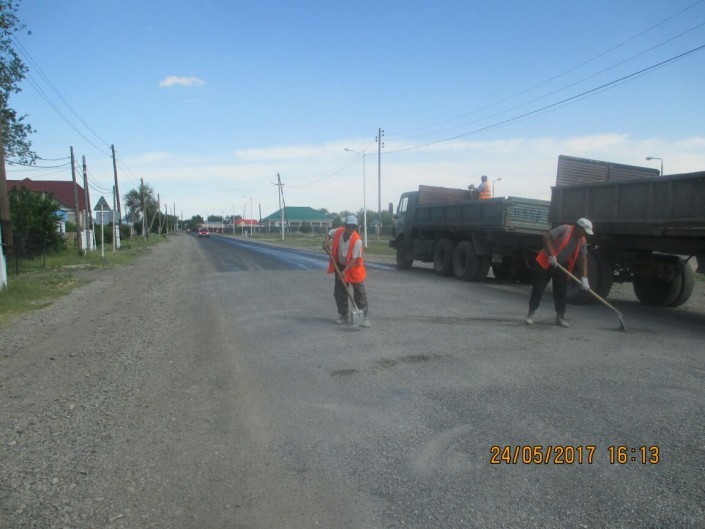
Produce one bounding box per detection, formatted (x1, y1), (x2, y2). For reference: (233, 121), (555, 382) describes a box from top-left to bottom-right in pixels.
(323, 215), (370, 327)
(526, 218), (593, 328)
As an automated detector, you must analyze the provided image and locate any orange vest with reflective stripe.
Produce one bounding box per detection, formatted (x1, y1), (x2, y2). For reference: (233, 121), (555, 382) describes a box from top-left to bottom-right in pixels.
(536, 225), (585, 272)
(327, 228), (366, 283)
(478, 184), (491, 199)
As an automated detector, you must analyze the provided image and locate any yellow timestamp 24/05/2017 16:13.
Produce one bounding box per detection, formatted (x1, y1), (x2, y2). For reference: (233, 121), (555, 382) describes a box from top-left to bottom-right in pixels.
(489, 445), (660, 465)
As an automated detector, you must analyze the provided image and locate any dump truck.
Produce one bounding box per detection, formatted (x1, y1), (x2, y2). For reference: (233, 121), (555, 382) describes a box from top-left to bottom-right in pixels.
(550, 155), (705, 306)
(390, 155), (705, 307)
(389, 185), (550, 284)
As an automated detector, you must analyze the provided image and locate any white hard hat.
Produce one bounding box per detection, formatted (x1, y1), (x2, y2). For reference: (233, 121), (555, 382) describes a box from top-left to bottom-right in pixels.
(345, 215), (359, 226)
(576, 218), (594, 235)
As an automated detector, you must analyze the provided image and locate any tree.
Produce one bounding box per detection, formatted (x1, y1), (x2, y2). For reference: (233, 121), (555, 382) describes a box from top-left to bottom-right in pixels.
(1, 1), (36, 165)
(0, 1), (36, 251)
(123, 183), (158, 225)
(9, 186), (62, 250)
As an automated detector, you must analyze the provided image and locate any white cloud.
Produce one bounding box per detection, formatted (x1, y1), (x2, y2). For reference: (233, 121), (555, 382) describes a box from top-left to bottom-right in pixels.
(116, 134), (705, 218)
(158, 76), (205, 88)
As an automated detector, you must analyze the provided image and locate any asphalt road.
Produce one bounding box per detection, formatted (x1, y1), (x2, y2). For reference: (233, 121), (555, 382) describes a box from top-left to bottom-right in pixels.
(2, 233), (704, 528)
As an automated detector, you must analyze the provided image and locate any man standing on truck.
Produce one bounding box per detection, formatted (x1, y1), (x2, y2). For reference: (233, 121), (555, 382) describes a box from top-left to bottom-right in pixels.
(526, 218), (593, 328)
(323, 215), (370, 327)
(468, 175), (492, 199)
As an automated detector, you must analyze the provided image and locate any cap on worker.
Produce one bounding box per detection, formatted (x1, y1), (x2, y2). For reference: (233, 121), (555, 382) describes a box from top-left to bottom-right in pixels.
(576, 218), (594, 235)
(481, 175), (488, 181)
(345, 215), (359, 226)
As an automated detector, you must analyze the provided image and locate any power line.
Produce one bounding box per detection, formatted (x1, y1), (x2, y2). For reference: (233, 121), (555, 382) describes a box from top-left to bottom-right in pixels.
(388, 0), (705, 140)
(385, 43), (705, 155)
(13, 36), (112, 152)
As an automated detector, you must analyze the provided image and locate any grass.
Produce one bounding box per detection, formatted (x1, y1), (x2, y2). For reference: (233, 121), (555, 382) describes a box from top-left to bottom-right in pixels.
(239, 231), (396, 256)
(0, 235), (167, 326)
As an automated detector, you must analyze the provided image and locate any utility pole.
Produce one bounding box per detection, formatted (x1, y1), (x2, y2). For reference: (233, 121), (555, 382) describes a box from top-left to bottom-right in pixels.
(70, 147), (82, 253)
(82, 156), (92, 251)
(111, 145), (122, 230)
(141, 178), (146, 238)
(275, 173), (285, 240)
(0, 126), (12, 255)
(112, 185), (117, 253)
(376, 128), (384, 242)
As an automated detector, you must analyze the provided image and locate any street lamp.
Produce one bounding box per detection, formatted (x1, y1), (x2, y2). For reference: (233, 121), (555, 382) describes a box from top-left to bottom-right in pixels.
(345, 148), (368, 247)
(646, 157), (663, 176)
(492, 178), (502, 198)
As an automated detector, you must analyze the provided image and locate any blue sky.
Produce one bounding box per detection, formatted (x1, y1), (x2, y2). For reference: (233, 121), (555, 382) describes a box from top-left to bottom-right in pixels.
(8, 0), (705, 220)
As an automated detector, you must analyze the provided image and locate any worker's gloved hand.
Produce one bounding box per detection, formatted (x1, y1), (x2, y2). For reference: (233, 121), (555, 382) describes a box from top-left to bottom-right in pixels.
(581, 277), (590, 290)
(548, 255), (558, 267)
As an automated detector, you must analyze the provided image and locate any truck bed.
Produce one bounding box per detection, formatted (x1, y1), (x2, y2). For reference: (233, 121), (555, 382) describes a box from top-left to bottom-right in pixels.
(550, 171), (705, 237)
(413, 195), (550, 234)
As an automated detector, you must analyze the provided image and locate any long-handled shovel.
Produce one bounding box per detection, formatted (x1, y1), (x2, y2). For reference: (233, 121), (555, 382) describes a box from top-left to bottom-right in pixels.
(324, 247), (366, 327)
(555, 262), (627, 331)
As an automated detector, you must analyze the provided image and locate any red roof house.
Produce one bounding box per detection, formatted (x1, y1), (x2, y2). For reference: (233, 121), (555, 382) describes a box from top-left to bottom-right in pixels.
(8, 178), (88, 227)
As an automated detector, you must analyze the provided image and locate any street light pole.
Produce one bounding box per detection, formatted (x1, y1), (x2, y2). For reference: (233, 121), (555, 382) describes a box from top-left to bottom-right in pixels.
(492, 178), (502, 198)
(345, 148), (367, 247)
(646, 156), (664, 176)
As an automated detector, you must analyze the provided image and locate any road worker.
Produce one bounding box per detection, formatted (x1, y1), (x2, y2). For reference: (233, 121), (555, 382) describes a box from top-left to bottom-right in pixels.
(323, 215), (370, 327)
(469, 175), (492, 199)
(526, 218), (593, 328)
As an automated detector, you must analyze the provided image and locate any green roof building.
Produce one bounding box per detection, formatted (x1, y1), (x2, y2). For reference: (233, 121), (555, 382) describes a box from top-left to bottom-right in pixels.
(261, 207), (333, 233)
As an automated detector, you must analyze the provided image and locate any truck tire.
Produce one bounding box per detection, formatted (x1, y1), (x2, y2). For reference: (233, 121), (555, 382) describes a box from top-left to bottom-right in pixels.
(633, 267), (682, 307)
(668, 261), (695, 307)
(433, 239), (455, 276)
(566, 250), (613, 305)
(395, 238), (413, 269)
(452, 241), (490, 281)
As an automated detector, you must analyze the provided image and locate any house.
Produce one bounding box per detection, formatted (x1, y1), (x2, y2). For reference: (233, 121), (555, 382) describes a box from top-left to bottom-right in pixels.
(8, 178), (89, 228)
(261, 207), (333, 234)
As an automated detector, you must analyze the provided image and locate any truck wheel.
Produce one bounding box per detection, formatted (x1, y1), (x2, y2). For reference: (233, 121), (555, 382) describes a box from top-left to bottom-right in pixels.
(433, 239), (455, 276)
(633, 268), (682, 307)
(452, 241), (490, 281)
(668, 261), (695, 307)
(395, 239), (413, 269)
(566, 250), (613, 305)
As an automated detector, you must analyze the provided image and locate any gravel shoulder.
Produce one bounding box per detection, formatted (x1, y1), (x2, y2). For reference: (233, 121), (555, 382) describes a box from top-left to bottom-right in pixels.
(0, 235), (365, 528)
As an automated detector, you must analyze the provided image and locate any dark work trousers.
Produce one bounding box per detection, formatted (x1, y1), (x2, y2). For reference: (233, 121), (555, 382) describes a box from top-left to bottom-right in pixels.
(334, 269), (368, 317)
(528, 264), (568, 316)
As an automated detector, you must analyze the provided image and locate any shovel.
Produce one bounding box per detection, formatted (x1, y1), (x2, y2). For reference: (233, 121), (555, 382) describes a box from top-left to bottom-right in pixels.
(555, 262), (627, 331)
(324, 247), (366, 327)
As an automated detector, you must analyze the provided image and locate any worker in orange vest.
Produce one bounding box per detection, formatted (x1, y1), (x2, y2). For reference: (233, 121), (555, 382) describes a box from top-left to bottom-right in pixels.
(469, 175), (492, 199)
(323, 215), (370, 327)
(526, 218), (593, 328)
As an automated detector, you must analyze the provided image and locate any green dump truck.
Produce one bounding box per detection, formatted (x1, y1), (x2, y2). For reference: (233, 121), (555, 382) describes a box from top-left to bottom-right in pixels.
(550, 155), (705, 306)
(389, 185), (550, 284)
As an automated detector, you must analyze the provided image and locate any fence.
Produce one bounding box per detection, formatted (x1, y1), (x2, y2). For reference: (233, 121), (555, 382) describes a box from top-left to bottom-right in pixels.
(10, 234), (47, 275)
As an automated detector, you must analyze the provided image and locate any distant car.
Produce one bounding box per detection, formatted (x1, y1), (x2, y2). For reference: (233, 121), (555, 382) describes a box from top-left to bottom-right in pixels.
(198, 228), (210, 238)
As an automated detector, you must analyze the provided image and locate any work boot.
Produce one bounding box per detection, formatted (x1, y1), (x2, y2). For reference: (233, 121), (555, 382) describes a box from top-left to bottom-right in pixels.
(525, 311), (535, 325)
(555, 314), (570, 328)
(361, 317), (371, 328)
(335, 314), (346, 325)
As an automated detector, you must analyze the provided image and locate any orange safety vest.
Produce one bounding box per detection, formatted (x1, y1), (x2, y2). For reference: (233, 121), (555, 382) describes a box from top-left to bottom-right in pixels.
(536, 225), (585, 272)
(328, 228), (366, 283)
(478, 184), (492, 199)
